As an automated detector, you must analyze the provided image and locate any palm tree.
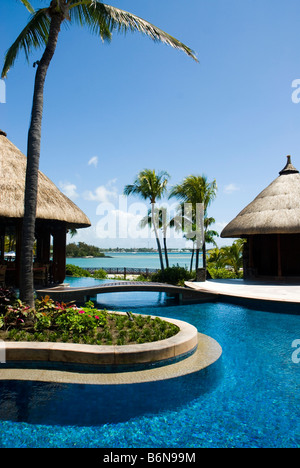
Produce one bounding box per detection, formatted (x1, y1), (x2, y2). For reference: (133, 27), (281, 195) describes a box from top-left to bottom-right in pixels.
(2, 1), (198, 306)
(207, 246), (226, 270)
(221, 239), (245, 276)
(169, 175), (217, 271)
(124, 169), (170, 272)
(202, 216), (219, 269)
(140, 206), (173, 268)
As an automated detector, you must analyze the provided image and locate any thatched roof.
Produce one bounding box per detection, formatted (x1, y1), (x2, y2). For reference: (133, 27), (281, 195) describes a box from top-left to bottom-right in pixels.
(221, 156), (300, 238)
(0, 132), (91, 229)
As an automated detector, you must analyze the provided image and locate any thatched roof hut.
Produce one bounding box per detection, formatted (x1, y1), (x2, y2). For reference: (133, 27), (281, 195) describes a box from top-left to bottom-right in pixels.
(221, 156), (300, 238)
(0, 130), (90, 228)
(221, 156), (300, 279)
(0, 131), (91, 285)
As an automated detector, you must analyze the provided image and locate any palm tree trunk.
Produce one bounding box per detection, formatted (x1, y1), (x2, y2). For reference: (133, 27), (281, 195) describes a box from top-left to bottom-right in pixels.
(190, 244), (195, 272)
(195, 247), (200, 270)
(162, 226), (169, 268)
(163, 235), (169, 268)
(19, 13), (62, 306)
(202, 242), (207, 269)
(151, 203), (164, 272)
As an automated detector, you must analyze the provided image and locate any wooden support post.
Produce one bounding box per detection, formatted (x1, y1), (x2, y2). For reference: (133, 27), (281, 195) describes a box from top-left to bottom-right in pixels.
(249, 236), (254, 269)
(52, 225), (66, 284)
(277, 234), (282, 277)
(0, 225), (5, 263)
(35, 227), (51, 268)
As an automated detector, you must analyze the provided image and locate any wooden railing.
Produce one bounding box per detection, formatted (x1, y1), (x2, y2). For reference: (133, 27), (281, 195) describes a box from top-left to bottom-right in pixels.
(85, 267), (159, 278)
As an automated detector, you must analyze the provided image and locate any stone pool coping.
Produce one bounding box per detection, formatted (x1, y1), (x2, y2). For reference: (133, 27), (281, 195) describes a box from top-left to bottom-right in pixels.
(2, 312), (198, 367)
(0, 334), (222, 385)
(0, 311), (223, 384)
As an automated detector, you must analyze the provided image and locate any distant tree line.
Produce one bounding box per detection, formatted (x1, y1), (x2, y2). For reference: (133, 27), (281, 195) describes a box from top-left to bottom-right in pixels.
(66, 242), (106, 258)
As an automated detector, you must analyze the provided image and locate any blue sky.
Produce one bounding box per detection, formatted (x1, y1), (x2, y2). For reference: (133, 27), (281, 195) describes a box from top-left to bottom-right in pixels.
(2, 0), (300, 249)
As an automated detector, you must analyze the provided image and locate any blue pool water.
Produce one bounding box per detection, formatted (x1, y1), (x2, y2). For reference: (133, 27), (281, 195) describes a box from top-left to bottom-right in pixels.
(0, 277), (299, 448)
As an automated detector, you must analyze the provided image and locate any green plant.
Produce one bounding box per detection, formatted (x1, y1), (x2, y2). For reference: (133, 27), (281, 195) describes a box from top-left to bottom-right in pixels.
(0, 291), (179, 345)
(207, 267), (243, 279)
(35, 295), (59, 313)
(4, 299), (34, 330)
(0, 287), (17, 314)
(34, 312), (52, 332)
(92, 269), (107, 279)
(135, 274), (150, 282)
(65, 264), (91, 277)
(56, 308), (107, 335)
(151, 265), (195, 285)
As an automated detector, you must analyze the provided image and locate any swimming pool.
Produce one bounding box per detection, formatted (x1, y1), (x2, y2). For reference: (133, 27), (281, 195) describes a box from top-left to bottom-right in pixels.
(0, 278), (299, 448)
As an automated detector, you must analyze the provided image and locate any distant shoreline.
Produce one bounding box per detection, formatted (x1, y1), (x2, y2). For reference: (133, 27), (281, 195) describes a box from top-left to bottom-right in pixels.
(66, 255), (113, 259)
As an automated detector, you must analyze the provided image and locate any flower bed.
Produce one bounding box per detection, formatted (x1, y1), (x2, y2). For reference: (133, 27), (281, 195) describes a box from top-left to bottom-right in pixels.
(0, 288), (179, 346)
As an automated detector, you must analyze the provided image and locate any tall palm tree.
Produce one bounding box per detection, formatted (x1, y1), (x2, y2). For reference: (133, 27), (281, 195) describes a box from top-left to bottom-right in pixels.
(140, 206), (173, 269)
(221, 239), (245, 276)
(206, 246), (225, 271)
(169, 175), (217, 271)
(202, 216), (219, 269)
(124, 169), (170, 272)
(2, 1), (198, 306)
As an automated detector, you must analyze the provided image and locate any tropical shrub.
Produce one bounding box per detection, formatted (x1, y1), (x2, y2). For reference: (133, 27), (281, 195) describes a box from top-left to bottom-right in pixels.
(92, 268), (107, 279)
(0, 287), (17, 314)
(207, 239), (245, 278)
(151, 265), (195, 285)
(207, 267), (243, 279)
(65, 264), (91, 277)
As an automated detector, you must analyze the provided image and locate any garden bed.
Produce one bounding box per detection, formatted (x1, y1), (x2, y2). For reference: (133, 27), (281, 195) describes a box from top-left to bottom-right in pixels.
(0, 288), (200, 369)
(0, 290), (179, 346)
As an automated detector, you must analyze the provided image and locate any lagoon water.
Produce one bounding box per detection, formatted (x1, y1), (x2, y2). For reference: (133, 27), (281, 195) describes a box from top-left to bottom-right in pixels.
(66, 251), (198, 270)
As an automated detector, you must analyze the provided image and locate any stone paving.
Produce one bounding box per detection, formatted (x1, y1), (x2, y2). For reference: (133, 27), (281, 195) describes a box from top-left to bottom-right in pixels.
(185, 279), (300, 304)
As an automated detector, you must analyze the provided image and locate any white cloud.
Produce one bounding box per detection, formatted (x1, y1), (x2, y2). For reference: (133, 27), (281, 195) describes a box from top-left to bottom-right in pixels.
(59, 181), (79, 200)
(83, 185), (118, 203)
(107, 178), (117, 186)
(224, 183), (240, 194)
(88, 156), (98, 167)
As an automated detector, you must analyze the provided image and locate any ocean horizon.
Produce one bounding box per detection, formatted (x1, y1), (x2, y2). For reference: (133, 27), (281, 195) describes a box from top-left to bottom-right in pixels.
(66, 251), (203, 270)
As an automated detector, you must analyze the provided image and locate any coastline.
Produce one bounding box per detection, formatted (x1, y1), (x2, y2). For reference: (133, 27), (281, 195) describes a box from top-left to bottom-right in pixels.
(66, 251), (199, 271)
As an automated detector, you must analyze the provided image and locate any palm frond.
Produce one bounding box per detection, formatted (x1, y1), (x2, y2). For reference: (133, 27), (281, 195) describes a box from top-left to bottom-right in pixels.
(2, 8), (50, 78)
(169, 175), (217, 210)
(69, 2), (112, 42)
(19, 0), (35, 14)
(124, 169), (169, 204)
(71, 1), (198, 61)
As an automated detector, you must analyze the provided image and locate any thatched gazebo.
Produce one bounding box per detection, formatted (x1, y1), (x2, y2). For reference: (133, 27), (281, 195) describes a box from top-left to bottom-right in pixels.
(221, 156), (300, 280)
(0, 131), (91, 286)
